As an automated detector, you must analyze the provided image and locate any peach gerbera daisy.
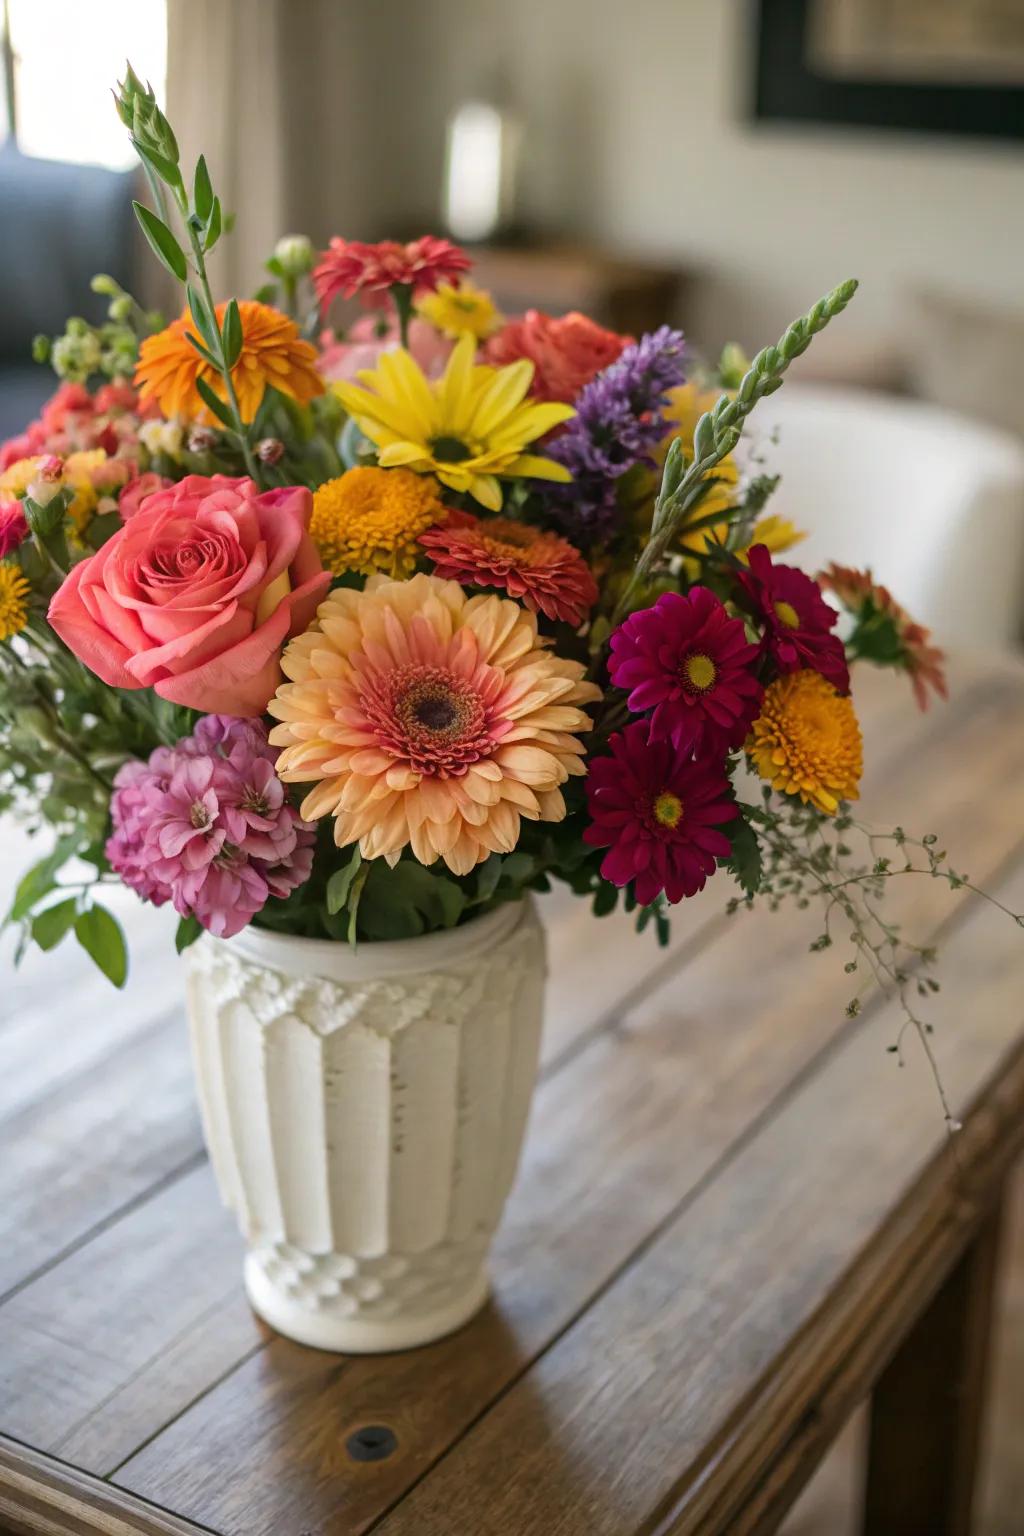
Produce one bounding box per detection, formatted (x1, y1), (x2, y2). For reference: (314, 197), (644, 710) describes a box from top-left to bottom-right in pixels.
(268, 573), (602, 874)
(135, 300), (324, 424)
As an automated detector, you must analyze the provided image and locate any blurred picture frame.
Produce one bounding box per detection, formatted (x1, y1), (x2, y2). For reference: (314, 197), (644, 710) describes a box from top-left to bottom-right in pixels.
(752, 0), (1024, 141)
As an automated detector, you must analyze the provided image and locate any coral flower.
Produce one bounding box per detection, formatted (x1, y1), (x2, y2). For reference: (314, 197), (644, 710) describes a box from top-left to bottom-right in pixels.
(584, 720), (737, 905)
(818, 562), (947, 711)
(310, 466), (448, 578)
(314, 236), (471, 310)
(0, 563), (31, 641)
(333, 332), (574, 511)
(417, 279), (502, 340)
(268, 573), (601, 875)
(737, 544), (850, 693)
(746, 670), (863, 815)
(135, 300), (324, 424)
(608, 587), (763, 756)
(419, 514), (598, 626)
(485, 310), (630, 405)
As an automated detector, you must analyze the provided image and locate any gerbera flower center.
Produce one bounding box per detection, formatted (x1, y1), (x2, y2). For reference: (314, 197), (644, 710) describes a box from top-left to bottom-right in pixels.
(430, 435), (473, 463)
(652, 791), (684, 829)
(774, 599), (801, 629)
(681, 651), (717, 693)
(360, 661), (493, 778)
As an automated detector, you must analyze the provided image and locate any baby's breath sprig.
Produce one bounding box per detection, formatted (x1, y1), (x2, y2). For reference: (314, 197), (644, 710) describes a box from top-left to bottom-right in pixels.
(730, 793), (1024, 1132)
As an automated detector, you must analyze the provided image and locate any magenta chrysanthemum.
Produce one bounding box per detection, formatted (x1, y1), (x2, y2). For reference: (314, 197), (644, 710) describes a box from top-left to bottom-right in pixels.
(737, 544), (849, 692)
(584, 720), (737, 905)
(106, 716), (314, 937)
(608, 587), (763, 755)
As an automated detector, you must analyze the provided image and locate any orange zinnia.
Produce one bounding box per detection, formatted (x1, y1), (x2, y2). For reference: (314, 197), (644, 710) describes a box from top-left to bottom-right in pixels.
(135, 300), (324, 424)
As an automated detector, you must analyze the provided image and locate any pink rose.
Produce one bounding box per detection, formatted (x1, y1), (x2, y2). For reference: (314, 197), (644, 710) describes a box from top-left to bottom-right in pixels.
(119, 471), (172, 519)
(485, 310), (631, 404)
(0, 499), (28, 558)
(48, 473), (330, 716)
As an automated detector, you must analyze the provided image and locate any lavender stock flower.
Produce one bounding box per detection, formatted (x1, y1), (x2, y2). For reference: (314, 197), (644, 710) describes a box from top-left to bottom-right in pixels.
(544, 326), (687, 546)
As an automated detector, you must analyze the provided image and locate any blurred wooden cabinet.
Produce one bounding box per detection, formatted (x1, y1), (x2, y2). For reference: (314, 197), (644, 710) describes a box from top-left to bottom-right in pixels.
(469, 242), (685, 333)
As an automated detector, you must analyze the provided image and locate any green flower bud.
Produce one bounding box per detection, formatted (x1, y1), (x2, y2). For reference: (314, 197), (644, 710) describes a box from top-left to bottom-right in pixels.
(52, 331), (103, 382)
(91, 273), (121, 297)
(718, 342), (751, 390)
(108, 295), (133, 323)
(32, 334), (52, 364)
(273, 233), (315, 278)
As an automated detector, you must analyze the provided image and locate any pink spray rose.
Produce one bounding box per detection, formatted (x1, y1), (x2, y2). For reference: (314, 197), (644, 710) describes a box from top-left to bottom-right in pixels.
(118, 471), (173, 519)
(317, 315), (453, 383)
(0, 499), (29, 557)
(48, 473), (330, 715)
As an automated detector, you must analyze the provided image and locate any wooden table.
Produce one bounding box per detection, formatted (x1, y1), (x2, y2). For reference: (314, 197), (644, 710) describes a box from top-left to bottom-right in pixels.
(2, 656), (1024, 1536)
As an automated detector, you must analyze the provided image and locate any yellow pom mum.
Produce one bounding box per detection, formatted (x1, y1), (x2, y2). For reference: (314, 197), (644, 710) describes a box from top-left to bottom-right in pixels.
(310, 466), (448, 578)
(417, 279), (502, 340)
(0, 563), (30, 641)
(747, 670), (862, 815)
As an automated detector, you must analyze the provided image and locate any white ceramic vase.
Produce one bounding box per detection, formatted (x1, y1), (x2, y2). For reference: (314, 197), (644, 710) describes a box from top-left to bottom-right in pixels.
(182, 898), (545, 1353)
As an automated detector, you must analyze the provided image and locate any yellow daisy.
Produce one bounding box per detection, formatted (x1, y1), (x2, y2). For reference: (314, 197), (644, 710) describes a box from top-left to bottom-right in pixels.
(333, 332), (574, 511)
(310, 466), (447, 578)
(417, 279), (502, 340)
(0, 563), (30, 641)
(746, 670), (862, 815)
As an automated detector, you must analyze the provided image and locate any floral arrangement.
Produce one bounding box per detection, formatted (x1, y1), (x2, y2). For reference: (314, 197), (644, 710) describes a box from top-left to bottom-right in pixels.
(4, 70), (1006, 1121)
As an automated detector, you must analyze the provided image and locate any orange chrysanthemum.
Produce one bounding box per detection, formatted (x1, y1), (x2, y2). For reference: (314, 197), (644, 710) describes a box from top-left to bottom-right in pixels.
(746, 669), (862, 815)
(135, 300), (324, 424)
(268, 573), (602, 874)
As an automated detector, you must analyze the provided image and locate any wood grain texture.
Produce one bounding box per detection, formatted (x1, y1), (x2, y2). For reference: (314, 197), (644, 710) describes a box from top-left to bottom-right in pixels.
(0, 1436), (211, 1536)
(107, 672), (1024, 1533)
(3, 658), (1024, 1536)
(366, 862), (1024, 1536)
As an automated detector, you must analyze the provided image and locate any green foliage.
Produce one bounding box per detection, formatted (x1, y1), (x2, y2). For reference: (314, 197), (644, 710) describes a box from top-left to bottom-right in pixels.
(73, 904), (128, 987)
(719, 808), (764, 898)
(132, 202), (188, 282)
(175, 915), (203, 954)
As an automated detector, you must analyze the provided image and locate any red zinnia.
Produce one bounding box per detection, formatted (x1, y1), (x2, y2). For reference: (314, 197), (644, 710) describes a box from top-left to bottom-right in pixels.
(737, 544), (850, 693)
(419, 514), (598, 626)
(484, 310), (631, 405)
(818, 562), (947, 711)
(608, 586), (763, 756)
(584, 720), (737, 905)
(314, 236), (471, 311)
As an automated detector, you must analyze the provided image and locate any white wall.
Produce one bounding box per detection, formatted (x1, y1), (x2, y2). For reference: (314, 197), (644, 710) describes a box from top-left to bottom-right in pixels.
(376, 0), (1024, 357)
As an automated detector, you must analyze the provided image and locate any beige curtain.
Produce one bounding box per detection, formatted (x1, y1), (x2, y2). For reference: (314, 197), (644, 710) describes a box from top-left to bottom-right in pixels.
(165, 0), (425, 302)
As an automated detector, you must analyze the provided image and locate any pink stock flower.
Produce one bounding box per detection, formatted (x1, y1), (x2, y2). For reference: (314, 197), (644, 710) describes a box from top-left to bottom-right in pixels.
(0, 500), (30, 557)
(106, 716), (315, 938)
(48, 474), (330, 716)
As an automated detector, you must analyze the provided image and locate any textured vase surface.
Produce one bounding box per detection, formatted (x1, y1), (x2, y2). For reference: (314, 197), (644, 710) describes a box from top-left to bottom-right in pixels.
(183, 898), (546, 1352)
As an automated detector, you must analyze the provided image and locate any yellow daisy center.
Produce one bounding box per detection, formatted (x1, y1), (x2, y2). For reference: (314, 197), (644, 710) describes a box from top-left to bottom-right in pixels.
(0, 563), (31, 641)
(773, 600), (801, 630)
(653, 791), (684, 829)
(683, 652), (717, 693)
(310, 466), (446, 578)
(746, 669), (862, 817)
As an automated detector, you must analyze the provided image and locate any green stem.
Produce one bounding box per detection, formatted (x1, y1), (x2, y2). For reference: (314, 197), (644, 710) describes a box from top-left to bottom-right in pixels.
(392, 285), (413, 349)
(609, 279), (858, 631)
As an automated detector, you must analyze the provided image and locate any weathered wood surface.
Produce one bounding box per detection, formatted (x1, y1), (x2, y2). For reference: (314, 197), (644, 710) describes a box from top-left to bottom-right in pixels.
(2, 656), (1023, 1536)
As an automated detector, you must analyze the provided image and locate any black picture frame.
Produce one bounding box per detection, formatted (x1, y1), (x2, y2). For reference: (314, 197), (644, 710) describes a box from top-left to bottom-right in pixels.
(753, 0), (1024, 142)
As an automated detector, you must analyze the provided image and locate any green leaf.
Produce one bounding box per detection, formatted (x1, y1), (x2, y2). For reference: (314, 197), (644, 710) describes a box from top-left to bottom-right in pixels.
(185, 281), (219, 352)
(7, 834), (82, 923)
(131, 138), (182, 189)
(175, 914), (203, 954)
(591, 881), (618, 919)
(74, 904), (128, 988)
(84, 511), (123, 550)
(32, 897), (78, 952)
(195, 376), (236, 430)
(472, 853), (503, 907)
(357, 860), (467, 941)
(184, 331), (220, 368)
(221, 299), (243, 370)
(721, 812), (763, 898)
(203, 195), (222, 253)
(192, 154), (214, 222)
(347, 861), (370, 946)
(326, 847), (362, 915)
(133, 201), (188, 283)
(252, 281), (279, 306)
